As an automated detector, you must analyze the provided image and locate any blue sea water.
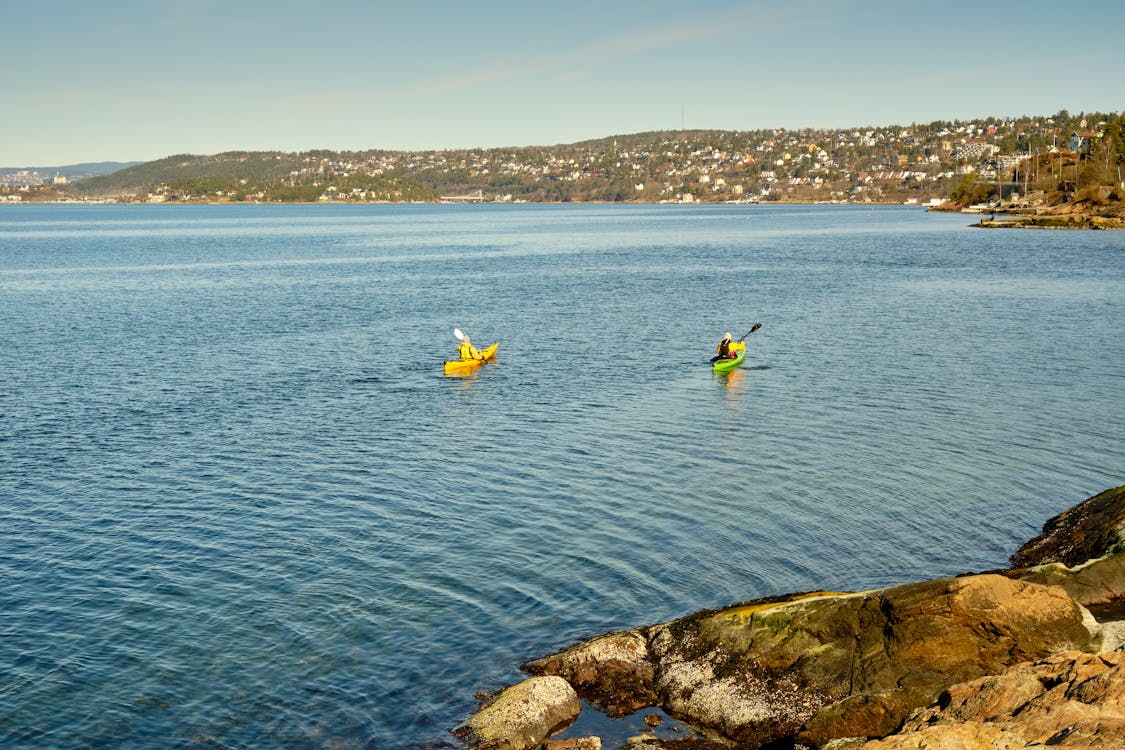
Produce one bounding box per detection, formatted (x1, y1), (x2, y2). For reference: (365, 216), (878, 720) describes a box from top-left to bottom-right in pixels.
(1, 203), (1123, 748)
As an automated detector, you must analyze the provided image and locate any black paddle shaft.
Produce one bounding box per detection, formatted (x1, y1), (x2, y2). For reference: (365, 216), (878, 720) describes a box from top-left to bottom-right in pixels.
(738, 322), (762, 342)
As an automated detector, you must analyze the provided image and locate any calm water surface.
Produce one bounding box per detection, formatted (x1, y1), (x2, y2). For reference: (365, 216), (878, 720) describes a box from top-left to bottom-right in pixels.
(2, 204), (1123, 748)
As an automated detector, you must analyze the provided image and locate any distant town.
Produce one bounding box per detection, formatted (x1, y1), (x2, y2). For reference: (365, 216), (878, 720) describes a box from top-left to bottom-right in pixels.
(3, 110), (1122, 208)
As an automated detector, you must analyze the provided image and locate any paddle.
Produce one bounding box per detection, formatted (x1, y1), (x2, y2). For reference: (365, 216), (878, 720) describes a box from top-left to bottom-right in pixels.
(738, 322), (762, 342)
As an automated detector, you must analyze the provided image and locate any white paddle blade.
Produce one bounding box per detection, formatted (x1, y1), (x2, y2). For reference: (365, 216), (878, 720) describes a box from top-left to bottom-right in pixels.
(453, 328), (465, 341)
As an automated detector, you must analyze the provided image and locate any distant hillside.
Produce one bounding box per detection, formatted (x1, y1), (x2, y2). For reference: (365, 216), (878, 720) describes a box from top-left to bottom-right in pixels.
(87, 153), (325, 190)
(1, 161), (140, 180)
(70, 150), (431, 202)
(58, 110), (1125, 205)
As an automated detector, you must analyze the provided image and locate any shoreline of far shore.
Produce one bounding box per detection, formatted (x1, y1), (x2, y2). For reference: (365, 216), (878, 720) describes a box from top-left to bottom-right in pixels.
(6, 197), (1125, 228)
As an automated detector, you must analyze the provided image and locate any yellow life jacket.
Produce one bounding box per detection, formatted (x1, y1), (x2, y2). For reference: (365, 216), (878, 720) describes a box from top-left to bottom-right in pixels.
(458, 342), (480, 360)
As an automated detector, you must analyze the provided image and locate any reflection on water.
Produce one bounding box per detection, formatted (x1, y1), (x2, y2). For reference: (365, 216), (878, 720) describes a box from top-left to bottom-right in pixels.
(717, 368), (746, 430)
(717, 368), (744, 385)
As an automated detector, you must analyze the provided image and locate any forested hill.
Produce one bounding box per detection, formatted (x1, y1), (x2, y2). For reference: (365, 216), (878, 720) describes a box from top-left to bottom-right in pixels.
(64, 111), (1125, 204)
(70, 152), (423, 202)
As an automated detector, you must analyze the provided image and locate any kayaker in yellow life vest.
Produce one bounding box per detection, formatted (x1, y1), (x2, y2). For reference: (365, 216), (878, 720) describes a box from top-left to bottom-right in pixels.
(457, 336), (483, 361)
(710, 332), (735, 362)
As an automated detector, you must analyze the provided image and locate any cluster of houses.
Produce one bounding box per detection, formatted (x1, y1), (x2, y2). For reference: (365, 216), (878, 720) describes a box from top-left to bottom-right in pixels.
(244, 114), (1105, 204)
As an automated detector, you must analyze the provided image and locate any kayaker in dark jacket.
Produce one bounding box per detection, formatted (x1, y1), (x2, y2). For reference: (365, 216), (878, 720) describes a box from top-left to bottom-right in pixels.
(710, 332), (735, 362)
(458, 336), (483, 361)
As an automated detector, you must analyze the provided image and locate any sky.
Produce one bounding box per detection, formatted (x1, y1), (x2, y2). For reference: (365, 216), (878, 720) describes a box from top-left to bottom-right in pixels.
(4, 0), (1123, 166)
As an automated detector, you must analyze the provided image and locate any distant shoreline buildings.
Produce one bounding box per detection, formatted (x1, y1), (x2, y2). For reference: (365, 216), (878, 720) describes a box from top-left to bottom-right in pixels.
(0, 170), (60, 187)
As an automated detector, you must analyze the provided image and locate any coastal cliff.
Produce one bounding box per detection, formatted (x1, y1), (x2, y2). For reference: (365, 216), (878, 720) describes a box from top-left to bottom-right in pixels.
(454, 485), (1125, 749)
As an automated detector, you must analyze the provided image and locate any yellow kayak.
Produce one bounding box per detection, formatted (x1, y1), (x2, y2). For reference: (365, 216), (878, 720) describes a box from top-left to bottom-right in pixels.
(443, 342), (499, 375)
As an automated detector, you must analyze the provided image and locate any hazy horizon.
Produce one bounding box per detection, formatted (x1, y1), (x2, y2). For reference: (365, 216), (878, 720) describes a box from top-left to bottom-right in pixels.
(5, 0), (1124, 165)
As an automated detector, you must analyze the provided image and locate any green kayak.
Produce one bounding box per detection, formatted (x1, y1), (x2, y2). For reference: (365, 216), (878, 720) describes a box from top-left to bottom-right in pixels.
(712, 347), (745, 373)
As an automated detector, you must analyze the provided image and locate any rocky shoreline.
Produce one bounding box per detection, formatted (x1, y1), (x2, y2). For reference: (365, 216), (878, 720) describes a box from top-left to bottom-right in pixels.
(932, 191), (1125, 230)
(453, 485), (1125, 749)
(975, 213), (1125, 230)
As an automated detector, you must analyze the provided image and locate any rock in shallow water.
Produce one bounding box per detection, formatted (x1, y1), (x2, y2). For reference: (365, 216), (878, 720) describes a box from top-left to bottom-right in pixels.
(522, 630), (657, 716)
(452, 675), (580, 750)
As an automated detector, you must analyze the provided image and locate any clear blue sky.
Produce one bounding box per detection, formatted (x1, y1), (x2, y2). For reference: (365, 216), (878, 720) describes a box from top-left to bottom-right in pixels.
(5, 0), (1123, 166)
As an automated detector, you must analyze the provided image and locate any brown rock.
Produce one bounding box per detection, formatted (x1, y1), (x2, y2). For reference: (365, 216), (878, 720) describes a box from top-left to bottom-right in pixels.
(857, 722), (1024, 749)
(658, 575), (1094, 747)
(544, 738), (601, 750)
(821, 740), (869, 750)
(861, 651), (1125, 749)
(1011, 552), (1125, 609)
(620, 736), (729, 749)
